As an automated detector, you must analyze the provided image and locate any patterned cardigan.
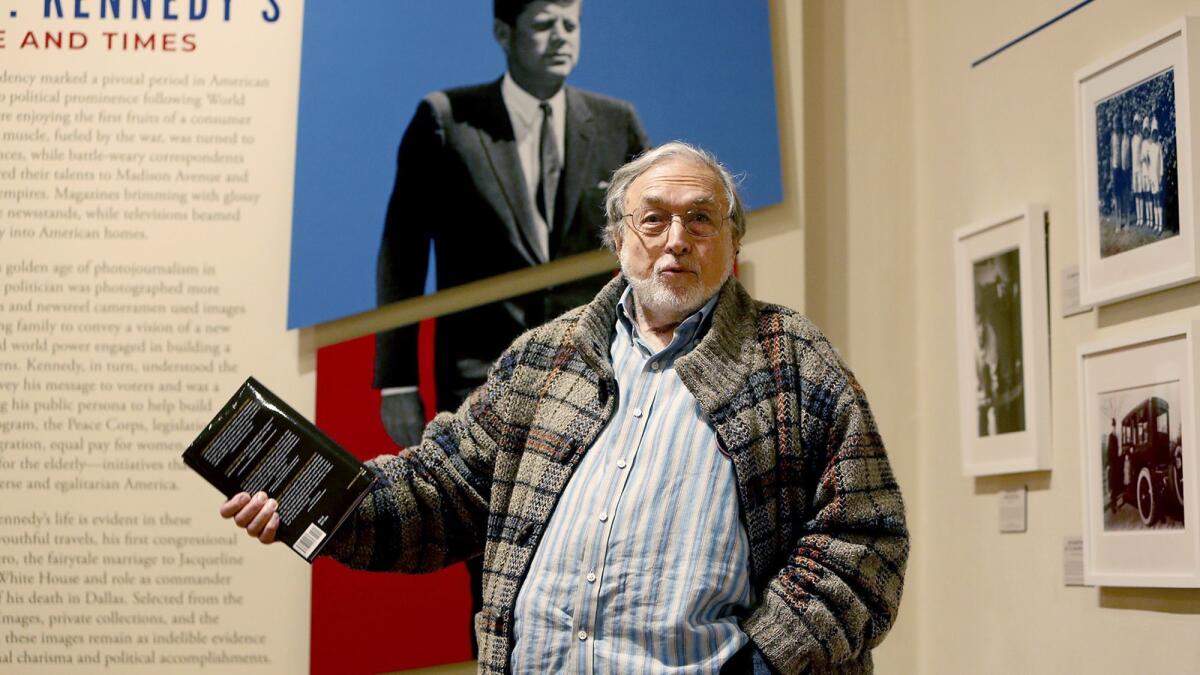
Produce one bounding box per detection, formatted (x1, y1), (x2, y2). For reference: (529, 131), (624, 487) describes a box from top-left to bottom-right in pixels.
(326, 275), (909, 674)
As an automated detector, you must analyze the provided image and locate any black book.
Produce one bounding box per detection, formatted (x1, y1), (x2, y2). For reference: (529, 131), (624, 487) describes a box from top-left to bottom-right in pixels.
(182, 377), (375, 561)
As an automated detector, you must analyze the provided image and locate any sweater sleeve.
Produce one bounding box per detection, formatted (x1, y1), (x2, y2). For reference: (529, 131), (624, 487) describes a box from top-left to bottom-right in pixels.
(742, 367), (909, 674)
(323, 336), (526, 573)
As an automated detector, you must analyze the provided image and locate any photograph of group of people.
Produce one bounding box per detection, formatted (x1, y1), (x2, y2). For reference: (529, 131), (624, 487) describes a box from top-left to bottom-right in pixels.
(1095, 68), (1180, 258)
(973, 250), (1026, 438)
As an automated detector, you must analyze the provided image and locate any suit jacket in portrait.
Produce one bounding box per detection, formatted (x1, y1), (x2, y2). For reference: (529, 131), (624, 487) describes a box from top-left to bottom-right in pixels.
(374, 78), (650, 409)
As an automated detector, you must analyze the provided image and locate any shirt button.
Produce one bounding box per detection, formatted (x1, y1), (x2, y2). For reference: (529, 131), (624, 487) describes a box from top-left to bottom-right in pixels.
(651, 361), (661, 371)
(598, 512), (608, 522)
(578, 630), (588, 641)
(632, 407), (643, 418)
(586, 572), (597, 583)
(616, 459), (627, 469)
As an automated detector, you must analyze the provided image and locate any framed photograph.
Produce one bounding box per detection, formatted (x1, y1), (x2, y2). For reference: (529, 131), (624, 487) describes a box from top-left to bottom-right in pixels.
(954, 205), (1052, 476)
(1075, 17), (1200, 306)
(1078, 321), (1200, 587)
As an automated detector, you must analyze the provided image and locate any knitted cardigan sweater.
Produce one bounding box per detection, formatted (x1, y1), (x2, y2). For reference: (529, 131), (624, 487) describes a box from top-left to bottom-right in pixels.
(326, 275), (909, 674)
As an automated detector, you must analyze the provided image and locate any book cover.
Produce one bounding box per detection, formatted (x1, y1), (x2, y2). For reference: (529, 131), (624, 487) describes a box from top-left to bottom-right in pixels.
(183, 377), (375, 561)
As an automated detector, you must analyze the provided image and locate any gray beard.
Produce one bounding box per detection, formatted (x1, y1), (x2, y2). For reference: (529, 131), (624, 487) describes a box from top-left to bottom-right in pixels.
(619, 257), (732, 325)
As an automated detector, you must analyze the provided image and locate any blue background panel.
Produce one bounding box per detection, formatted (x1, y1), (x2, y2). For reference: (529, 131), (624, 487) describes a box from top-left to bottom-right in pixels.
(288, 1), (780, 328)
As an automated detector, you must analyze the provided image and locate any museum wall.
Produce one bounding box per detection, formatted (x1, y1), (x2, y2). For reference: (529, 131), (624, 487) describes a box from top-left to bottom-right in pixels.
(794, 1), (920, 672)
(912, 0), (1200, 670)
(792, 0), (1200, 673)
(17, 0), (1200, 671)
(748, 0), (919, 537)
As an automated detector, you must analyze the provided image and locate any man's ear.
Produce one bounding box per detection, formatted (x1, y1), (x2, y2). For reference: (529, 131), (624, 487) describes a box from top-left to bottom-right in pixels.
(611, 227), (624, 256)
(493, 19), (512, 53)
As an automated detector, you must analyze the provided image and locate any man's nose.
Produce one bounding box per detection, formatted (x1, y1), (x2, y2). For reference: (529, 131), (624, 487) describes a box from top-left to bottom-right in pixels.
(662, 217), (692, 255)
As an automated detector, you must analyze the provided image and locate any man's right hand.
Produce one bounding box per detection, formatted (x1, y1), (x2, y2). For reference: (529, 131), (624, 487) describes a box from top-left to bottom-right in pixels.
(219, 491), (280, 545)
(381, 390), (426, 447)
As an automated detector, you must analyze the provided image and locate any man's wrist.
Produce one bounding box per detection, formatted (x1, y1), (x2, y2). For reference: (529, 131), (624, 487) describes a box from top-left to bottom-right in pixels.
(750, 647), (776, 675)
(380, 386), (419, 397)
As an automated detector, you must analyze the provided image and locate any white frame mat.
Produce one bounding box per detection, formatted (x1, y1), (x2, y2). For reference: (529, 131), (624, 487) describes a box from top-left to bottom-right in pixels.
(1077, 321), (1200, 587)
(1076, 17), (1200, 306)
(954, 205), (1053, 477)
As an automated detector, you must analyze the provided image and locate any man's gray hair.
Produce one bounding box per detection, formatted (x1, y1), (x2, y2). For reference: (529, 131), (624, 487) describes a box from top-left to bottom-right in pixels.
(601, 141), (746, 252)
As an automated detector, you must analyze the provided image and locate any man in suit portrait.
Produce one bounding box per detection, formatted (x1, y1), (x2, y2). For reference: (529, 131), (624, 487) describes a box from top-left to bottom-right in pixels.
(374, 0), (649, 444)
(372, 0), (649, 648)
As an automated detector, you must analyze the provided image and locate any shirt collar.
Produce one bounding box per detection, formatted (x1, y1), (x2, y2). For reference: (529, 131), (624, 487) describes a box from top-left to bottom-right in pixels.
(616, 285), (720, 360)
(501, 72), (566, 131)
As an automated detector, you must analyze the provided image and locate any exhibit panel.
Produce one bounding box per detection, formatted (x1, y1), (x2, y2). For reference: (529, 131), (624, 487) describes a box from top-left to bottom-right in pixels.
(310, 331), (475, 674)
(293, 5), (792, 670)
(0, 3), (312, 672)
(286, 0), (783, 330)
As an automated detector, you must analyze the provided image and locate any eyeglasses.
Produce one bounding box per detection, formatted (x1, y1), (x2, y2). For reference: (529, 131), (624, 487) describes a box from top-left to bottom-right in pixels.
(621, 207), (726, 238)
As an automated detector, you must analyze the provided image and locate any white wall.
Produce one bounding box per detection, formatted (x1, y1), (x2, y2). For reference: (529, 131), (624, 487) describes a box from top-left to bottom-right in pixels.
(913, 1), (1200, 672)
(794, 1), (920, 672)
(792, 0), (1200, 672)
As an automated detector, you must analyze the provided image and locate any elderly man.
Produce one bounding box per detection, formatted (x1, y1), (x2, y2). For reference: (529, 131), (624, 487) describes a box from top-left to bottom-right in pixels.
(224, 142), (908, 674)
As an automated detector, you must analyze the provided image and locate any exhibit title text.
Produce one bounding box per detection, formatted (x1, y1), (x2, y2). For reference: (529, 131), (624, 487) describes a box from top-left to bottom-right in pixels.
(42, 0), (282, 23)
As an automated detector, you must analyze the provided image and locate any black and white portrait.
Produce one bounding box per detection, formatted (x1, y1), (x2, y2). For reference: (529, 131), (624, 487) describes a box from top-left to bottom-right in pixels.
(955, 206), (1051, 476)
(1095, 68), (1179, 258)
(973, 250), (1025, 437)
(1098, 381), (1185, 530)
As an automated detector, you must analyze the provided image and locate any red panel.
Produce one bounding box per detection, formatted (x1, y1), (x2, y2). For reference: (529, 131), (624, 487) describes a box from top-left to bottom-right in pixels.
(312, 319), (472, 674)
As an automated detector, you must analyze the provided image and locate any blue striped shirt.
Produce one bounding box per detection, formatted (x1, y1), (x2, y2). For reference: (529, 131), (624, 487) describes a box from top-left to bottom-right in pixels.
(511, 288), (752, 674)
